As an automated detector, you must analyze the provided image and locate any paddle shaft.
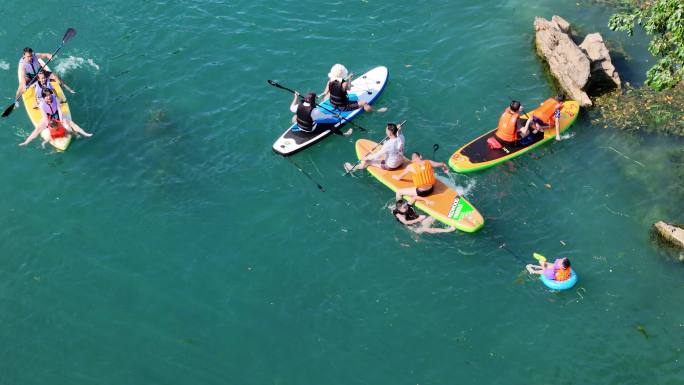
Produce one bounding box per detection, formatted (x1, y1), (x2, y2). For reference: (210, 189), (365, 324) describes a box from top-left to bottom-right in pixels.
(345, 120), (406, 175)
(3, 28), (76, 118)
(286, 156), (325, 192)
(268, 80), (368, 132)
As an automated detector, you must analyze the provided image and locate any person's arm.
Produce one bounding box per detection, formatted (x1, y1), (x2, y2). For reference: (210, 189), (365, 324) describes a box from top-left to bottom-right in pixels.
(418, 225), (456, 234)
(428, 160), (449, 173)
(554, 110), (561, 140)
(365, 142), (388, 161)
(395, 213), (425, 225)
(289, 92), (299, 113)
(392, 168), (411, 180)
(37, 53), (52, 60)
(320, 81), (330, 99)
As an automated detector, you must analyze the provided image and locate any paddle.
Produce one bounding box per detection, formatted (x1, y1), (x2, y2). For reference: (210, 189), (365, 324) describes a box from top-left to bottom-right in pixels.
(344, 120), (407, 175)
(286, 156), (325, 192)
(2, 28), (77, 118)
(267, 79), (370, 132)
(533, 252), (547, 263)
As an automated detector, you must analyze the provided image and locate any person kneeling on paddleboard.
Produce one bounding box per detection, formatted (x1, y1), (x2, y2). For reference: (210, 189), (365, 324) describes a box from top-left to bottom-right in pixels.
(321, 64), (373, 112)
(526, 257), (572, 281)
(344, 122), (406, 172)
(392, 152), (448, 201)
(289, 91), (337, 134)
(19, 89), (92, 147)
(494, 100), (525, 146)
(520, 94), (565, 141)
(393, 198), (455, 234)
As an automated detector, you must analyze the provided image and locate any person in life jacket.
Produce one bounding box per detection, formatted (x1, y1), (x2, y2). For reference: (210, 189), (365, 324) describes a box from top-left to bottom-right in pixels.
(520, 94), (565, 141)
(288, 91), (336, 134)
(393, 198), (455, 234)
(392, 151), (449, 202)
(15, 47), (69, 102)
(19, 89), (92, 147)
(526, 257), (572, 281)
(494, 100), (525, 145)
(344, 122), (407, 172)
(32, 70), (57, 108)
(321, 64), (373, 112)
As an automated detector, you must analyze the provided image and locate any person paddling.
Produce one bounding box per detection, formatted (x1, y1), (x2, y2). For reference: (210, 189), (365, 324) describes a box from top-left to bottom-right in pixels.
(19, 89), (91, 147)
(15, 47), (69, 102)
(392, 152), (448, 201)
(289, 91), (339, 134)
(393, 198), (455, 234)
(344, 122), (406, 172)
(494, 100), (525, 146)
(321, 64), (373, 112)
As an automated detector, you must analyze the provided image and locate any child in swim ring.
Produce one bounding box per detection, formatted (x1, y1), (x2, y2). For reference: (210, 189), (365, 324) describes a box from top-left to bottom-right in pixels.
(526, 257), (572, 281)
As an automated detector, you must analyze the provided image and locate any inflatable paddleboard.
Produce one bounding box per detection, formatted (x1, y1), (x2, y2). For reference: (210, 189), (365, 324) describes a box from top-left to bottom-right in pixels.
(448, 100), (579, 173)
(22, 78), (72, 151)
(273, 66), (388, 156)
(354, 139), (484, 233)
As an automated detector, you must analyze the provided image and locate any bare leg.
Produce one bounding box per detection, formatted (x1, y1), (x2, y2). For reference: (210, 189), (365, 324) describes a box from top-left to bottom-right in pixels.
(65, 120), (92, 137)
(359, 100), (373, 112)
(555, 119), (561, 140)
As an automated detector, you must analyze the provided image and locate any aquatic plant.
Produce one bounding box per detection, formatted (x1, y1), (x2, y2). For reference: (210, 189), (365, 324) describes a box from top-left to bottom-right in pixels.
(608, 0), (684, 90)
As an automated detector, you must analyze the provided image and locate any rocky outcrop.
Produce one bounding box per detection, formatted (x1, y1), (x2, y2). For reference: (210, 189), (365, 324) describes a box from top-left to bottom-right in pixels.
(580, 33), (622, 93)
(653, 221), (684, 251)
(534, 16), (621, 107)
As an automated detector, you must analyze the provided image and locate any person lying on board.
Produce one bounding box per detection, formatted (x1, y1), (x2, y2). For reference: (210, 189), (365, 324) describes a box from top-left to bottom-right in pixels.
(494, 100), (526, 146)
(344, 122), (406, 172)
(393, 198), (455, 234)
(320, 64), (373, 112)
(289, 91), (340, 134)
(19, 89), (92, 147)
(392, 152), (449, 201)
(15, 47), (69, 102)
(526, 257), (572, 282)
(519, 94), (565, 141)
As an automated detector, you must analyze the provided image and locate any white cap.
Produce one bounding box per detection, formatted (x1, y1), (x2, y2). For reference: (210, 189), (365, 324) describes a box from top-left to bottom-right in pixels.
(328, 64), (349, 81)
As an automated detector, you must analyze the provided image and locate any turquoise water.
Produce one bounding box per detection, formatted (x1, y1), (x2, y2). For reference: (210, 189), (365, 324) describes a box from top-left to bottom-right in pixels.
(1, 1), (682, 384)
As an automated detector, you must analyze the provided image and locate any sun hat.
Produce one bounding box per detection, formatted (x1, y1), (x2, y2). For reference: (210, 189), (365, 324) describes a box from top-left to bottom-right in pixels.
(328, 64), (349, 81)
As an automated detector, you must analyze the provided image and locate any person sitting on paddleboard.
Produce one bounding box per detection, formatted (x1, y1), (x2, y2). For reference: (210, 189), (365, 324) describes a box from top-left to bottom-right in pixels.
(19, 89), (92, 147)
(32, 70), (58, 109)
(393, 198), (455, 234)
(344, 122), (406, 172)
(392, 152), (448, 201)
(520, 94), (565, 141)
(15, 47), (68, 102)
(494, 100), (525, 146)
(289, 91), (338, 134)
(321, 64), (373, 112)
(526, 257), (572, 281)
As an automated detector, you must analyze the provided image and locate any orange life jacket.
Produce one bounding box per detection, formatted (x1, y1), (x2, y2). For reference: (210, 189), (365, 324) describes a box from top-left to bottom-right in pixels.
(49, 120), (67, 139)
(535, 98), (564, 125)
(495, 107), (519, 142)
(555, 267), (571, 281)
(411, 160), (435, 189)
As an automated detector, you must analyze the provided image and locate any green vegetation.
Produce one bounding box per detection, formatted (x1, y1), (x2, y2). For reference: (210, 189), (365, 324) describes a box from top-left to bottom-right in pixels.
(608, 0), (684, 90)
(592, 85), (684, 136)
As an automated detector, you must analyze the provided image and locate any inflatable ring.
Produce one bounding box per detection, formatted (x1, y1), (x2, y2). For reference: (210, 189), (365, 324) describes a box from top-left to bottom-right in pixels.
(540, 269), (577, 291)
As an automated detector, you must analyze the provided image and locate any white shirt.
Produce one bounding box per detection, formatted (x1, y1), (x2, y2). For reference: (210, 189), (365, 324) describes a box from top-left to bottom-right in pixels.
(367, 134), (405, 168)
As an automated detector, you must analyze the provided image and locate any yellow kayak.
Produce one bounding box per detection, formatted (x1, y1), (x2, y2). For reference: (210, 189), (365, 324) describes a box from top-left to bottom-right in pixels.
(21, 79), (72, 151)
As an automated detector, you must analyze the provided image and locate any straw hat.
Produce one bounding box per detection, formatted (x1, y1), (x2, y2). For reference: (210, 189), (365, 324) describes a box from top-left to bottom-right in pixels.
(328, 64), (349, 81)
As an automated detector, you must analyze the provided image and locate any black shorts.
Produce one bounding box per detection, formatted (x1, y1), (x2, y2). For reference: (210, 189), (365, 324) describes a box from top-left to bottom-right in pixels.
(416, 185), (434, 197)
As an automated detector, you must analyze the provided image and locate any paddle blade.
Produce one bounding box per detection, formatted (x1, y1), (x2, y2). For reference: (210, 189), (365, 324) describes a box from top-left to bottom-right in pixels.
(62, 28), (77, 44)
(267, 79), (281, 88)
(533, 252), (547, 263)
(1, 103), (16, 118)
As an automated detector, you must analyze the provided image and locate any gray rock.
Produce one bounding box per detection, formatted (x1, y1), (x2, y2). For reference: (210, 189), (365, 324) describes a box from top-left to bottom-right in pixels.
(580, 33), (622, 91)
(551, 15), (571, 33)
(653, 221), (684, 251)
(534, 17), (592, 106)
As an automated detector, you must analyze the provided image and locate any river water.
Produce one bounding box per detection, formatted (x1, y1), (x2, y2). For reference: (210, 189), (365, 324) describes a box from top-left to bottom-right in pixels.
(0, 1), (682, 384)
